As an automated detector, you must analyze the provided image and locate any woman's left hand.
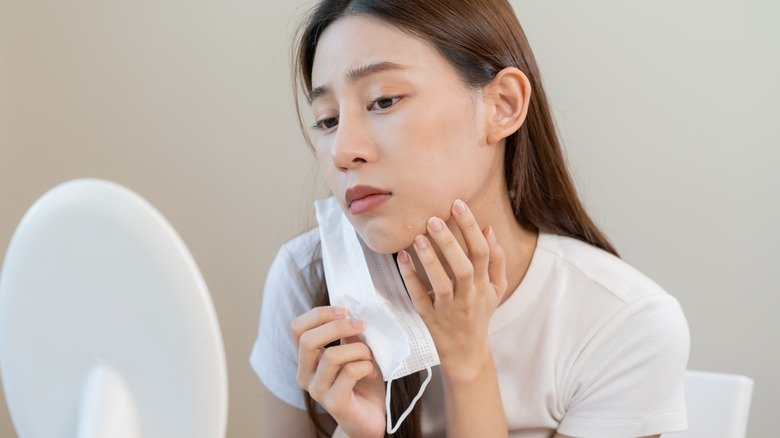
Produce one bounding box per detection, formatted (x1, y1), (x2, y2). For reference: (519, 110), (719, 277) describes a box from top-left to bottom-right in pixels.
(397, 198), (508, 382)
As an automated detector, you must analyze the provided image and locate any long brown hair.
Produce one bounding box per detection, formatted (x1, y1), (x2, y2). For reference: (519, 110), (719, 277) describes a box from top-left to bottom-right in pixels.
(287, 0), (620, 436)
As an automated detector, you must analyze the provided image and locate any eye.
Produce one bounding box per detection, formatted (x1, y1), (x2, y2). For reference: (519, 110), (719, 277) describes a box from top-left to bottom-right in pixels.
(369, 96), (401, 111)
(311, 116), (338, 132)
(310, 96), (402, 133)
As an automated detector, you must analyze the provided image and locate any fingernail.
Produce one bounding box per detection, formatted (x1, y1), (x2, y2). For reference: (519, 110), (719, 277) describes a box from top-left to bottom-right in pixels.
(454, 199), (467, 214)
(414, 235), (429, 249)
(333, 307), (346, 317)
(399, 249), (410, 263)
(351, 319), (364, 329)
(427, 216), (443, 232)
(488, 225), (497, 244)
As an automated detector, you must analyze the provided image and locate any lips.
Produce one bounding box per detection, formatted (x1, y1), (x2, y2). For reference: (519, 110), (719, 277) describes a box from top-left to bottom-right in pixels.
(345, 184), (392, 207)
(349, 194), (390, 214)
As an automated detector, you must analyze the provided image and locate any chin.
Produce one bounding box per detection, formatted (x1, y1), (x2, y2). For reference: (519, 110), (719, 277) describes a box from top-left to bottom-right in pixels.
(359, 235), (403, 255)
(356, 226), (415, 255)
(354, 214), (425, 255)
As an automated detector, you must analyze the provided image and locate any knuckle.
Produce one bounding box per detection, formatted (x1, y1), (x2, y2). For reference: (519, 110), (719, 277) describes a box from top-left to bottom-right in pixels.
(491, 251), (505, 263)
(439, 285), (455, 295)
(295, 370), (306, 389)
(318, 349), (331, 367)
(456, 265), (474, 281)
(341, 319), (356, 332)
(289, 318), (300, 336)
(299, 332), (315, 351)
(471, 243), (490, 258)
(309, 386), (324, 402)
(360, 343), (373, 359)
(422, 258), (438, 270)
(422, 258), (442, 272)
(463, 217), (479, 231)
(320, 347), (337, 366)
(443, 236), (460, 250)
(455, 273), (471, 284)
(320, 393), (338, 413)
(343, 362), (361, 378)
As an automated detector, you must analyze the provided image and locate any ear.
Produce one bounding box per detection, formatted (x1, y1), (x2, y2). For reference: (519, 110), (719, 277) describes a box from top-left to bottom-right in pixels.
(482, 67), (532, 145)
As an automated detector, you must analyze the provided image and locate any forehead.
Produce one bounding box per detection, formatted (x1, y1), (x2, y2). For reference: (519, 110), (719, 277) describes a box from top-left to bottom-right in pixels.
(311, 15), (443, 91)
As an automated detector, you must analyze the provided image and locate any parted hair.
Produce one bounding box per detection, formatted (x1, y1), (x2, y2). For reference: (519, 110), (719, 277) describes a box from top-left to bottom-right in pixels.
(287, 0), (620, 436)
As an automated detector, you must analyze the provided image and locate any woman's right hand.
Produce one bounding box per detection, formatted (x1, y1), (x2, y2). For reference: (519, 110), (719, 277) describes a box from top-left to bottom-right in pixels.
(290, 306), (386, 438)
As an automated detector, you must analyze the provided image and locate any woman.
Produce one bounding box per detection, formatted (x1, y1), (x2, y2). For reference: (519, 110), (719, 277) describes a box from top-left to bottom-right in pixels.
(249, 1), (690, 437)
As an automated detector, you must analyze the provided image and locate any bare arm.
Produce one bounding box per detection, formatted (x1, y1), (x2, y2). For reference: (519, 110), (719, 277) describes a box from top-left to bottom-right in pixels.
(441, 344), (508, 438)
(258, 380), (337, 437)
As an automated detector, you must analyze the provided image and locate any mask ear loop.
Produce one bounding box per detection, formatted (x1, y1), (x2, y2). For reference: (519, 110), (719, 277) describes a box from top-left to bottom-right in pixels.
(385, 365), (433, 434)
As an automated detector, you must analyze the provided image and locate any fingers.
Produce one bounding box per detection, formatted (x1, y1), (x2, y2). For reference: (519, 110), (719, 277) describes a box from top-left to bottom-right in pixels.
(414, 231), (455, 304)
(290, 306), (346, 350)
(291, 307), (366, 389)
(401, 198), (506, 306)
(296, 319), (366, 388)
(290, 306), (379, 417)
(484, 225), (508, 299)
(325, 360), (376, 413)
(397, 249), (434, 315)
(425, 216), (474, 291)
(308, 342), (374, 401)
(415, 199), (486, 303)
(450, 199), (491, 287)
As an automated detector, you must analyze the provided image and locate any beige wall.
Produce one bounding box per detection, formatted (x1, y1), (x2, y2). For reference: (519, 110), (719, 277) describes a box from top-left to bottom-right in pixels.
(1, 0), (777, 436)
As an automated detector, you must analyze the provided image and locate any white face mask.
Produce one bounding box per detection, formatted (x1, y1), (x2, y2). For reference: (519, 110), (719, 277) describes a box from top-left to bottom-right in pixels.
(314, 195), (440, 434)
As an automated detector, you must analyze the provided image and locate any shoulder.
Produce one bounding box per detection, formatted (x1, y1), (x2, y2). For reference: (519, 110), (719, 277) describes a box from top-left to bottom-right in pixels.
(269, 226), (322, 290)
(535, 234), (690, 430)
(539, 231), (671, 306)
(536, 231), (690, 357)
(261, 226), (324, 319)
(251, 226), (328, 414)
(277, 226), (322, 272)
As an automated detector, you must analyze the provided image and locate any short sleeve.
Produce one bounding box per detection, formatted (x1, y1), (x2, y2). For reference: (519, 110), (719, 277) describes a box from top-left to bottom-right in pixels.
(249, 241), (326, 413)
(557, 293), (690, 437)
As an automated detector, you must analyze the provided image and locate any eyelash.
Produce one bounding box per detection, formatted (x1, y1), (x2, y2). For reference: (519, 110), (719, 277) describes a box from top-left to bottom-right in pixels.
(310, 96), (402, 133)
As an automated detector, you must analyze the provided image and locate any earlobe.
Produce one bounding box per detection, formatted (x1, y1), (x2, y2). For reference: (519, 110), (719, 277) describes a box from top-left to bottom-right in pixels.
(484, 67), (532, 145)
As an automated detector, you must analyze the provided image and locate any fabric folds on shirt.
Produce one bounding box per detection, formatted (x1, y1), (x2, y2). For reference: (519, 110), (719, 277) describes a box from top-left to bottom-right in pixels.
(249, 228), (690, 437)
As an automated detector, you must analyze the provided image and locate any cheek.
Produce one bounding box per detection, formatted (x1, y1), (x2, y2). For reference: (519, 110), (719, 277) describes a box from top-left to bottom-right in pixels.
(315, 144), (338, 176)
(397, 106), (479, 226)
(314, 146), (327, 171)
(406, 94), (475, 154)
(397, 99), (475, 183)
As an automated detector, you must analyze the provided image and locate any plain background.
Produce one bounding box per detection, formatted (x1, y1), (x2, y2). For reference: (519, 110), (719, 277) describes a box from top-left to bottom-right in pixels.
(1, 0), (777, 436)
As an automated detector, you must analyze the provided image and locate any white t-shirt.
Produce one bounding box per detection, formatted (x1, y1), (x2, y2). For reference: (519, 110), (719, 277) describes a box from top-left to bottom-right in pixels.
(250, 227), (690, 437)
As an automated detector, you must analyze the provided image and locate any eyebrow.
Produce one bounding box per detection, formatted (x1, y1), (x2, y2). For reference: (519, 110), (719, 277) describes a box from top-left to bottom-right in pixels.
(307, 61), (410, 105)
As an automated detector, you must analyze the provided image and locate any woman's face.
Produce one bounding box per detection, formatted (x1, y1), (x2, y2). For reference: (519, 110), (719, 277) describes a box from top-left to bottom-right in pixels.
(310, 15), (499, 254)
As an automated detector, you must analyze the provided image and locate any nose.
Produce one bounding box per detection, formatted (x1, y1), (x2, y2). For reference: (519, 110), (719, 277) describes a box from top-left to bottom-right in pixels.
(330, 111), (378, 172)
